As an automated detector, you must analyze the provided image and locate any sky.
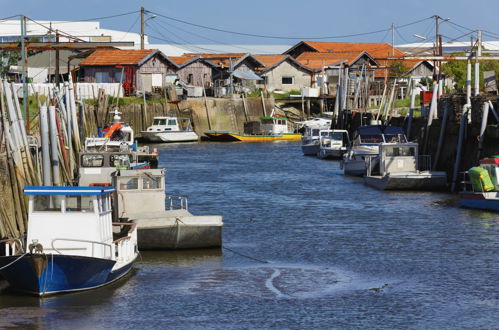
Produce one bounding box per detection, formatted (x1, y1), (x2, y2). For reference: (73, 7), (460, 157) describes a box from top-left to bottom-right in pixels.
(1, 0), (499, 46)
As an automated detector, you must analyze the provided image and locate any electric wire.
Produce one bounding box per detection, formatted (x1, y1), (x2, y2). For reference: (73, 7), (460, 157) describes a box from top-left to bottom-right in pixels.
(54, 10), (140, 23)
(147, 10), (432, 40)
(151, 17), (278, 54)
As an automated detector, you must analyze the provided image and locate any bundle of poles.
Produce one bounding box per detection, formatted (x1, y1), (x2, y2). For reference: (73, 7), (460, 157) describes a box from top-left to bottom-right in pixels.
(0, 77), (82, 238)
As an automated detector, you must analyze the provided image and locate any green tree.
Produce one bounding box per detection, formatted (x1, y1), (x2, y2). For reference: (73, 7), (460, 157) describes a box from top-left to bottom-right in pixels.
(442, 52), (499, 90)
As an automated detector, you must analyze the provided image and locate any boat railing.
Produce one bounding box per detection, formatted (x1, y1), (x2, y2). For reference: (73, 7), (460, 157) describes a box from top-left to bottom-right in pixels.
(1, 238), (24, 256)
(417, 155), (432, 172)
(460, 171), (473, 192)
(365, 155), (377, 176)
(50, 238), (112, 258)
(166, 196), (188, 211)
(112, 222), (137, 263)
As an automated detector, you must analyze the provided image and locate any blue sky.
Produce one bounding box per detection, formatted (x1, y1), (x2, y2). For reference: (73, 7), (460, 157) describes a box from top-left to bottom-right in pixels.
(2, 0), (499, 46)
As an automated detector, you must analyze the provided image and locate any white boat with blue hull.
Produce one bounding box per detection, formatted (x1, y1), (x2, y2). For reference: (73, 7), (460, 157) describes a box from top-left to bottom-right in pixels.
(0, 186), (138, 296)
(299, 118), (332, 156)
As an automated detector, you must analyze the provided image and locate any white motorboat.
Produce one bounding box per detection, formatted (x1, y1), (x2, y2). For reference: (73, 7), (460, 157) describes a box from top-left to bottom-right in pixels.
(299, 117), (332, 156)
(317, 129), (350, 160)
(363, 142), (447, 190)
(0, 186), (138, 296)
(112, 169), (223, 249)
(141, 116), (199, 143)
(341, 125), (407, 176)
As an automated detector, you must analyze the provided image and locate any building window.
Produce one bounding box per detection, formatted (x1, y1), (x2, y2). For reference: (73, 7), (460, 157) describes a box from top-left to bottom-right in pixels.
(282, 76), (294, 85)
(95, 72), (110, 83)
(187, 74), (194, 84)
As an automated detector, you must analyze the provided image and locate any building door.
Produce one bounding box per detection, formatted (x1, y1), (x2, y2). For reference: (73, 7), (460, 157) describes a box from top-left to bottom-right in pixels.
(141, 73), (152, 92)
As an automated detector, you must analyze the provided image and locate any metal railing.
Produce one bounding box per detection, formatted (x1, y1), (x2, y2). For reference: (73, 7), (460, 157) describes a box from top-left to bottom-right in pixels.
(166, 196), (188, 211)
(112, 222), (137, 263)
(51, 238), (112, 259)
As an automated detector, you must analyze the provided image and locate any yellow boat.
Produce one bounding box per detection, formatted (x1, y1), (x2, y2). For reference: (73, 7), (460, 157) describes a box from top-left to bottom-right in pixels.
(204, 116), (301, 142)
(204, 131), (301, 142)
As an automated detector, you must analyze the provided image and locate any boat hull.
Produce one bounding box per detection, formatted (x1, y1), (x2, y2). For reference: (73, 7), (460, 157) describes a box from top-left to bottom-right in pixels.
(0, 254), (134, 296)
(318, 147), (345, 160)
(204, 131), (301, 142)
(141, 131), (198, 143)
(137, 221), (223, 249)
(364, 172), (447, 190)
(301, 143), (320, 156)
(342, 159), (367, 176)
(459, 192), (499, 212)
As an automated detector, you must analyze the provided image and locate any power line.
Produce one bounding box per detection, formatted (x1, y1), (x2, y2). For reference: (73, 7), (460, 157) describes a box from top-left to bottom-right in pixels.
(151, 17), (279, 54)
(147, 10), (432, 40)
(0, 14), (21, 22)
(54, 10), (140, 23)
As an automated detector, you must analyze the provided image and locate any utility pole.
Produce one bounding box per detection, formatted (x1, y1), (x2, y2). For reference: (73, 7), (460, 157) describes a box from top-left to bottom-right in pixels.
(140, 7), (145, 50)
(20, 15), (28, 126)
(55, 30), (60, 85)
(474, 30), (482, 96)
(391, 23), (395, 56)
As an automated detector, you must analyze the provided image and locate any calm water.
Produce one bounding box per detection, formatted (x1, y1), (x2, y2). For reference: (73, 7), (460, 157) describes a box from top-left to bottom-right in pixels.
(1, 142), (498, 329)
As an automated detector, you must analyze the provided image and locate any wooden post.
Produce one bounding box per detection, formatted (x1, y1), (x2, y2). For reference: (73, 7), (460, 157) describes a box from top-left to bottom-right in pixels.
(201, 74), (211, 130)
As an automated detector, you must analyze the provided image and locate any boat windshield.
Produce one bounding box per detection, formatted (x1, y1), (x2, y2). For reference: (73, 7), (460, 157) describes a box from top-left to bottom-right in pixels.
(81, 154), (104, 167)
(153, 119), (167, 126)
(360, 134), (383, 144)
(110, 154), (132, 168)
(384, 134), (407, 143)
(320, 131), (330, 136)
(385, 146), (415, 157)
(331, 132), (344, 141)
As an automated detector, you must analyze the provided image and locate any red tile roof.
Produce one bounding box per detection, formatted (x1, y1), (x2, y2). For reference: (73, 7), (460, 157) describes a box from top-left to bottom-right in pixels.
(252, 54), (287, 67)
(182, 53), (247, 68)
(168, 56), (195, 66)
(300, 41), (405, 58)
(79, 49), (156, 66)
(296, 51), (368, 70)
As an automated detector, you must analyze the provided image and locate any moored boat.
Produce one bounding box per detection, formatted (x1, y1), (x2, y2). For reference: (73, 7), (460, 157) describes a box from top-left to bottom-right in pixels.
(112, 169), (223, 249)
(317, 129), (349, 160)
(204, 115), (300, 142)
(140, 116), (198, 143)
(299, 118), (332, 156)
(460, 156), (499, 211)
(363, 142), (447, 190)
(0, 186), (138, 296)
(341, 125), (406, 176)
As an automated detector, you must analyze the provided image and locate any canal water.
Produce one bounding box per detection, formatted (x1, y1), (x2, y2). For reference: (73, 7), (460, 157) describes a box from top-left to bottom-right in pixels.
(1, 141), (498, 329)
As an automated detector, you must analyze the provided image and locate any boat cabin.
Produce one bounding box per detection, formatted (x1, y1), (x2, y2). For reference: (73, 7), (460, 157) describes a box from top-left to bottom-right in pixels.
(367, 143), (419, 176)
(353, 125), (407, 147)
(24, 186), (116, 260)
(145, 117), (193, 132)
(319, 129), (349, 148)
(112, 169), (173, 219)
(78, 151), (155, 186)
(260, 116), (291, 135)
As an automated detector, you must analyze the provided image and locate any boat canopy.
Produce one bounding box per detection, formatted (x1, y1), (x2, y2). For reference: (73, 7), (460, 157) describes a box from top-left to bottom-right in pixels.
(357, 125), (405, 135)
(24, 186), (115, 196)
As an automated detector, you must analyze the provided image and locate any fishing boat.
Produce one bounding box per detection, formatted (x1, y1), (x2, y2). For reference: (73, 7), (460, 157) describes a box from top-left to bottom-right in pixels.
(204, 115), (301, 142)
(140, 116), (199, 143)
(341, 125), (406, 176)
(299, 118), (332, 155)
(363, 142), (447, 190)
(460, 156), (499, 211)
(0, 186), (138, 296)
(317, 129), (350, 160)
(112, 169), (223, 249)
(78, 150), (156, 186)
